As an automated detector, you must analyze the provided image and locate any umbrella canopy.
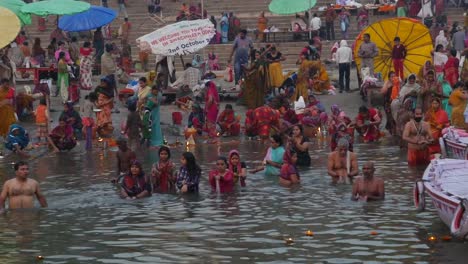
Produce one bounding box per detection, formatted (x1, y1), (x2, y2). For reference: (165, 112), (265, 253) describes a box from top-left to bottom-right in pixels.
(269, 0), (317, 15)
(58, 6), (116, 32)
(0, 7), (21, 49)
(21, 0), (90, 16)
(137, 19), (216, 56)
(0, 0), (31, 25)
(353, 17), (433, 80)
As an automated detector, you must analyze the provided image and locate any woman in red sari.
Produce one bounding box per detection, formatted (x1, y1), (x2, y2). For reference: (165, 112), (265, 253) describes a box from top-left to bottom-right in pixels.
(205, 81), (219, 137)
(217, 104), (240, 136)
(48, 117), (77, 152)
(424, 98), (449, 154)
(355, 106), (382, 143)
(151, 146), (176, 193)
(254, 105), (280, 140)
(444, 49), (460, 87)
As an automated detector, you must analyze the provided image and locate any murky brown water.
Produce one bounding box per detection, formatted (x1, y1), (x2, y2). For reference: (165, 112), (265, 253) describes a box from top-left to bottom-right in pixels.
(0, 136), (467, 263)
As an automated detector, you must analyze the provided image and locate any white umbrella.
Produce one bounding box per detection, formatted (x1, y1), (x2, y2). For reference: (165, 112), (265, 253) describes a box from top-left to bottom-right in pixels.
(137, 19), (216, 56)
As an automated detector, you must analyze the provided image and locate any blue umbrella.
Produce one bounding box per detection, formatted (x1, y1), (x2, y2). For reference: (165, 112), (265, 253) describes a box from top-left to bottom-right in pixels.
(58, 5), (116, 32)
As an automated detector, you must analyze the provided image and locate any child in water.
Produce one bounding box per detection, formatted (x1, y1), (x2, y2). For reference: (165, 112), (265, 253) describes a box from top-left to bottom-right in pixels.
(209, 156), (234, 193)
(151, 146), (176, 193)
(176, 152), (201, 193)
(114, 138), (136, 184)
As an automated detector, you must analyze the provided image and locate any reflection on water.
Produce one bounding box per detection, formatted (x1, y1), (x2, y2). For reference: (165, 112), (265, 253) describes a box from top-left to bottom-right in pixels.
(0, 138), (467, 263)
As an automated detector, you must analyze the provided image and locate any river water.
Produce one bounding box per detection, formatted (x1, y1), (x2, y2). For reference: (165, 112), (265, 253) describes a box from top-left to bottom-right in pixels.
(1, 134), (467, 264)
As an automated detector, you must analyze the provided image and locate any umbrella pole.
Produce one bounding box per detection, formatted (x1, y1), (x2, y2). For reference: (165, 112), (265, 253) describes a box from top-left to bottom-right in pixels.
(201, 0), (204, 19)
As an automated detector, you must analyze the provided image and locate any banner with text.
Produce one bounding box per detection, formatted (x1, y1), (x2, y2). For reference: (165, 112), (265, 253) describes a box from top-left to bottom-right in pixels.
(137, 19), (216, 56)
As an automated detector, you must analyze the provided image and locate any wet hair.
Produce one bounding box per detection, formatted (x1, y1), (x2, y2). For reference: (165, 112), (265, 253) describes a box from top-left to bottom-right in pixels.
(182, 152), (201, 177)
(139, 77), (147, 83)
(159, 146), (171, 159)
(217, 156), (228, 166)
(359, 105), (369, 114)
(14, 161), (28, 171)
(225, 104), (233, 110)
(270, 134), (283, 146)
(450, 49), (457, 57)
(83, 41), (91, 48)
(337, 138), (349, 149)
(292, 124), (303, 134)
(394, 37), (400, 42)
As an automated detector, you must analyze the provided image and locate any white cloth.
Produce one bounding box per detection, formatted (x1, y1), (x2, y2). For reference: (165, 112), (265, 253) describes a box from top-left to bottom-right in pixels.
(433, 52), (448, 67)
(435, 30), (449, 49)
(418, 0), (433, 18)
(310, 17), (321, 31)
(336, 40), (353, 64)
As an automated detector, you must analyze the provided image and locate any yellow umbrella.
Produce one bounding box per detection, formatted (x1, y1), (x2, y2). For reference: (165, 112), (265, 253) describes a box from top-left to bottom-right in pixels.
(353, 17), (433, 80)
(0, 6), (21, 49)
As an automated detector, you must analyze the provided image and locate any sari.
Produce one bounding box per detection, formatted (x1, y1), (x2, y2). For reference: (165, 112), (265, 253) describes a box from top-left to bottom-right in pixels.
(280, 150), (300, 182)
(357, 9), (369, 31)
(257, 15), (268, 42)
(417, 61), (434, 84)
(244, 59), (269, 109)
(267, 52), (284, 88)
(209, 169), (234, 193)
(439, 75), (453, 119)
(396, 0), (407, 17)
(122, 172), (151, 198)
(79, 48), (94, 90)
(95, 86), (114, 132)
(449, 89), (467, 128)
(220, 14), (229, 44)
(419, 77), (442, 113)
(59, 102), (83, 137)
(264, 146), (285, 176)
(356, 108), (381, 142)
(425, 106), (449, 154)
(253, 106), (280, 137)
(293, 60), (321, 102)
(50, 124), (77, 151)
(205, 82), (219, 137)
(188, 106), (205, 133)
(57, 59), (69, 103)
(0, 88), (16, 137)
(408, 0), (421, 17)
(311, 63), (330, 94)
(152, 160), (176, 193)
(444, 56), (460, 87)
(217, 109), (240, 136)
(5, 124), (29, 151)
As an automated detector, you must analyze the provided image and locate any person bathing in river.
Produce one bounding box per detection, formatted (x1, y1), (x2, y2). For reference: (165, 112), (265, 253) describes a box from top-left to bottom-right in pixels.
(351, 162), (385, 202)
(250, 134), (285, 176)
(287, 125), (311, 167)
(0, 161), (47, 213)
(327, 138), (358, 184)
(114, 138), (136, 183)
(280, 150), (300, 186)
(176, 152), (201, 194)
(121, 160), (151, 200)
(217, 104), (240, 136)
(355, 105), (382, 143)
(402, 108), (433, 166)
(209, 157), (234, 193)
(228, 150), (247, 187)
(151, 146), (176, 193)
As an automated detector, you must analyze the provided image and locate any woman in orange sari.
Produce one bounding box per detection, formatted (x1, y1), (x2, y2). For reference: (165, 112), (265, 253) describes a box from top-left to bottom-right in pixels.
(257, 11), (268, 42)
(449, 81), (468, 129)
(0, 81), (16, 138)
(95, 77), (114, 137)
(424, 97), (450, 154)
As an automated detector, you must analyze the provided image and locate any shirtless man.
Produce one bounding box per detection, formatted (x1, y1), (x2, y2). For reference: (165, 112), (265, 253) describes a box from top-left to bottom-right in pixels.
(0, 161), (47, 213)
(402, 108), (433, 166)
(327, 138), (358, 183)
(351, 162), (385, 201)
(113, 138), (136, 183)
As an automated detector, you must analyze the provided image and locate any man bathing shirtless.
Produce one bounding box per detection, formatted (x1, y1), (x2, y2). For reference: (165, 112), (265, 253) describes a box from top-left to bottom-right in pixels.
(402, 108), (433, 166)
(327, 138), (358, 183)
(0, 161), (47, 213)
(351, 161), (385, 202)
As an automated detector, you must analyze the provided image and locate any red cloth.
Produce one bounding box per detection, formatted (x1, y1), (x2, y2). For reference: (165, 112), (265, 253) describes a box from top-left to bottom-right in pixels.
(393, 59), (405, 80)
(253, 106), (280, 137)
(80, 47), (93, 56)
(392, 44), (406, 59)
(408, 148), (430, 166)
(217, 109), (240, 136)
(208, 170), (234, 193)
(356, 108), (381, 142)
(444, 57), (460, 87)
(153, 161), (175, 193)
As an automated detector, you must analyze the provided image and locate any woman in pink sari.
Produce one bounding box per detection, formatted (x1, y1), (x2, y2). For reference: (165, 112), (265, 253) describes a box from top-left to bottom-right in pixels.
(205, 81), (219, 137)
